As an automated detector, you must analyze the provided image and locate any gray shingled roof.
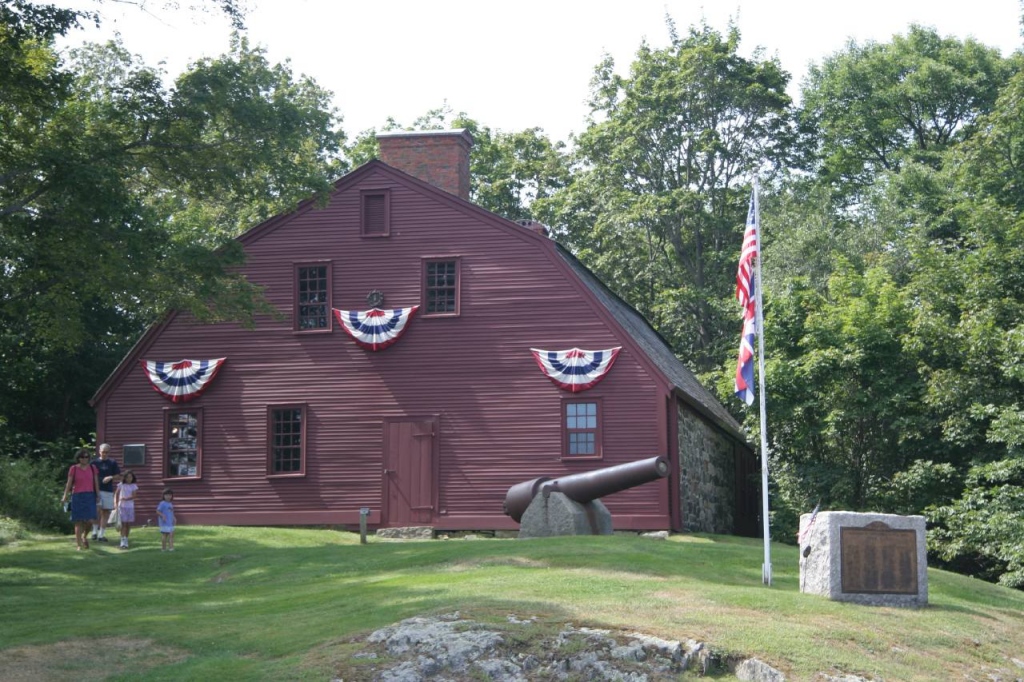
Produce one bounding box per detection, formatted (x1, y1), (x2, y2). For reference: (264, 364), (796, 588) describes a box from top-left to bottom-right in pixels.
(553, 242), (748, 443)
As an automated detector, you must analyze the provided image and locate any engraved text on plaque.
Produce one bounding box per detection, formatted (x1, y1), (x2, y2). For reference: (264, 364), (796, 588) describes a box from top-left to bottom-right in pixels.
(840, 521), (918, 594)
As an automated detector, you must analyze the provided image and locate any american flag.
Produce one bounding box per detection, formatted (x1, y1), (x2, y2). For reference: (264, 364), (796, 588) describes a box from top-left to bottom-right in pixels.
(734, 187), (759, 405)
(798, 501), (821, 545)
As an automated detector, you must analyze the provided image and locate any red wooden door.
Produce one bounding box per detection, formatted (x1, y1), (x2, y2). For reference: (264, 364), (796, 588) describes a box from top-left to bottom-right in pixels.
(383, 418), (436, 526)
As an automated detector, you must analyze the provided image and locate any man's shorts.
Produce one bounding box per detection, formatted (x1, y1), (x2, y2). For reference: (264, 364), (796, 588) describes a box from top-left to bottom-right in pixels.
(99, 491), (115, 511)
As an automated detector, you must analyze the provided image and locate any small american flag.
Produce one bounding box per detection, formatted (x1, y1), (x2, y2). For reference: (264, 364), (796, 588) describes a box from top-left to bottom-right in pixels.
(798, 501), (821, 545)
(734, 187), (759, 405)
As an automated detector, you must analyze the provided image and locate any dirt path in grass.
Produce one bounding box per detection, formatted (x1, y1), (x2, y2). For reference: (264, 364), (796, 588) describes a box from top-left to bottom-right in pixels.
(0, 637), (187, 681)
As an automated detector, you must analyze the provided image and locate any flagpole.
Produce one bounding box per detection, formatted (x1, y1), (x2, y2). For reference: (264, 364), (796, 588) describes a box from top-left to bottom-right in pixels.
(733, 180), (771, 586)
(753, 181), (772, 586)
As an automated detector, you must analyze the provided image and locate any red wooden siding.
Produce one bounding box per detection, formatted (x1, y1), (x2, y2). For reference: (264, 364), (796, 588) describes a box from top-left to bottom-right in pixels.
(95, 163), (672, 530)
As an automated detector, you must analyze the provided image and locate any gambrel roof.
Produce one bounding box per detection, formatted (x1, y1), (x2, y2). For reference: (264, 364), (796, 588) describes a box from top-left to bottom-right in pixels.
(93, 159), (749, 447)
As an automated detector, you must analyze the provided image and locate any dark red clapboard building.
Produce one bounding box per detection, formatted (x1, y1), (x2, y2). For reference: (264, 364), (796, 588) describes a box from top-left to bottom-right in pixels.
(91, 130), (759, 535)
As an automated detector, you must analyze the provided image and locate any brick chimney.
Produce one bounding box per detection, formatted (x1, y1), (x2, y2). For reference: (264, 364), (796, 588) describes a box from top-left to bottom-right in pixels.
(377, 129), (473, 200)
(517, 219), (550, 237)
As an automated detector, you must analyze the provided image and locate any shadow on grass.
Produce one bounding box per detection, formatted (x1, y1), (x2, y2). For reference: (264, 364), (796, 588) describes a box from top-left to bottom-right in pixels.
(1, 526), (803, 599)
(4, 525), (1024, 682)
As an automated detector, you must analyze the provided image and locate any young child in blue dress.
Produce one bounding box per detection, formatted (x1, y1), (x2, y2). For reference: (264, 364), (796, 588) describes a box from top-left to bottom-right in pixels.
(156, 488), (176, 552)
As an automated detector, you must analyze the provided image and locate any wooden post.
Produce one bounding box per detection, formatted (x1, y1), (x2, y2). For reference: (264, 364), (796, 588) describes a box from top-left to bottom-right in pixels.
(359, 507), (369, 544)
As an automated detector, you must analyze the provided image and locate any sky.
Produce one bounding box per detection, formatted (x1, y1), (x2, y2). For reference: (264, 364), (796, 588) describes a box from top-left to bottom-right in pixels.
(61, 0), (1023, 143)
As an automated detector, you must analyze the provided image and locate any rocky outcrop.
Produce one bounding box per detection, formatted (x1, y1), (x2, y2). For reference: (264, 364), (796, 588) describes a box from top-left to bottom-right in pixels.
(344, 612), (714, 681)
(336, 612), (887, 681)
(735, 657), (786, 682)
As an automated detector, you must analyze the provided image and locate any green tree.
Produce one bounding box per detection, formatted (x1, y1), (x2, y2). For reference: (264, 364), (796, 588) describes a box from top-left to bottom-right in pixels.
(555, 19), (795, 372)
(893, 67), (1024, 465)
(0, 10), (343, 444)
(752, 29), (1019, 553)
(802, 25), (1011, 200)
(758, 262), (929, 518)
(758, 43), (1024, 589)
(929, 459), (1024, 587)
(898, 70), (1024, 587)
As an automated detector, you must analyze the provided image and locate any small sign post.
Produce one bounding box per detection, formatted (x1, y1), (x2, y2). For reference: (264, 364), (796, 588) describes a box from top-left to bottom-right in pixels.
(359, 507), (370, 544)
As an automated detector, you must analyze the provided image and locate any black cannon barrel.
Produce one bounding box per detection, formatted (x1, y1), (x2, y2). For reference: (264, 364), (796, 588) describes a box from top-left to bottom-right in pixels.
(541, 456), (669, 504)
(503, 456), (669, 522)
(502, 476), (552, 523)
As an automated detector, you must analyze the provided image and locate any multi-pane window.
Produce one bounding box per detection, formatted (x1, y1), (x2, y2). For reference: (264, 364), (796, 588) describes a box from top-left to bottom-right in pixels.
(361, 189), (390, 237)
(166, 410), (200, 478)
(269, 406), (305, 475)
(296, 264), (330, 330)
(424, 258), (459, 315)
(564, 400), (601, 458)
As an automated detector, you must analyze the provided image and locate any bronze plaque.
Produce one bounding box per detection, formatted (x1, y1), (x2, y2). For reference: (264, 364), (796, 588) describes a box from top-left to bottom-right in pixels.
(840, 522), (918, 594)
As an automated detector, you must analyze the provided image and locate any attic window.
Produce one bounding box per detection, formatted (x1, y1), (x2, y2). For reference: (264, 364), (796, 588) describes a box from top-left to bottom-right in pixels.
(361, 189), (390, 237)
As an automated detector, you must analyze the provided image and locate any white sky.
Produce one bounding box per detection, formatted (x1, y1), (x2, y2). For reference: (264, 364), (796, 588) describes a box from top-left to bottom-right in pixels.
(61, 0), (1023, 143)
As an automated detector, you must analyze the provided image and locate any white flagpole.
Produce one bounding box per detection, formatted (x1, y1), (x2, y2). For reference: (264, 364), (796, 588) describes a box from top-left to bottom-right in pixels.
(752, 181), (772, 586)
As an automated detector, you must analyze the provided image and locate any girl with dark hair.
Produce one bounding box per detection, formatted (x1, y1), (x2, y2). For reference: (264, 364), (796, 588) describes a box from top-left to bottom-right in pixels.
(114, 470), (139, 550)
(61, 448), (100, 550)
(157, 489), (176, 552)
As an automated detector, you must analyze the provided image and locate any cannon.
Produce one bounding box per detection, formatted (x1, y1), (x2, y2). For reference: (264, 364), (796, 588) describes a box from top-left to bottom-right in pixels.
(503, 456), (669, 537)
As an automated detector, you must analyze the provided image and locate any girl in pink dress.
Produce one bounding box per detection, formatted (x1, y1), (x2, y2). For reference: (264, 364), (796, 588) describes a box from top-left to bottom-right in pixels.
(114, 471), (139, 550)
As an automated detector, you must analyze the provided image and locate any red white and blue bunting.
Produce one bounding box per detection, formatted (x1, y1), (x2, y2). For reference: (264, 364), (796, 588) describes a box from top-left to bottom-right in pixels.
(333, 306), (419, 351)
(141, 358), (226, 403)
(530, 347), (621, 393)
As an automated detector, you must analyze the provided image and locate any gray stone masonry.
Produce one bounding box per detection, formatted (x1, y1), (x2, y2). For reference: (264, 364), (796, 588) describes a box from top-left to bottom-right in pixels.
(677, 405), (736, 534)
(375, 527), (434, 540)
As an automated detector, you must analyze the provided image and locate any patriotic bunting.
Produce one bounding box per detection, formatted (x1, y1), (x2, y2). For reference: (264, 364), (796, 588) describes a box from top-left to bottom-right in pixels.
(530, 347), (621, 393)
(333, 306), (419, 351)
(141, 358), (226, 403)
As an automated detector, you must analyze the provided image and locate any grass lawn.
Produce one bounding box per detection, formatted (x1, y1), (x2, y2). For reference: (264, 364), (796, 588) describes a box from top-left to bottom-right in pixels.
(1, 523), (1023, 681)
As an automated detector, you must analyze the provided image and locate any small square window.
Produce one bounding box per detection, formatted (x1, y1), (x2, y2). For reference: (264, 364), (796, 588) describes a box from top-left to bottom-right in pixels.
(361, 189), (390, 237)
(423, 258), (460, 316)
(296, 263), (331, 331)
(563, 399), (602, 458)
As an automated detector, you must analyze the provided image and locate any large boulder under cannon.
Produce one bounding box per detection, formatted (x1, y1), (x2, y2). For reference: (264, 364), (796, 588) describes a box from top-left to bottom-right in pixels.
(518, 492), (614, 538)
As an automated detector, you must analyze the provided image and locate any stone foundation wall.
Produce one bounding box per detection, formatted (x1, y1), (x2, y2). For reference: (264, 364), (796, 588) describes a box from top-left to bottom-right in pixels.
(678, 404), (737, 534)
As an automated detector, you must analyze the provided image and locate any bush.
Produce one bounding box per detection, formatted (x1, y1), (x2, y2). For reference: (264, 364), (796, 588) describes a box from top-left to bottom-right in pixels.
(0, 515), (33, 546)
(928, 458), (1024, 588)
(0, 453), (74, 533)
(880, 459), (961, 515)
